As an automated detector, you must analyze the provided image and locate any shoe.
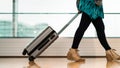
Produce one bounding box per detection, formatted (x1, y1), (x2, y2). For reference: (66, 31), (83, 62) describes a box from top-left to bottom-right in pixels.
(106, 49), (120, 61)
(67, 48), (85, 61)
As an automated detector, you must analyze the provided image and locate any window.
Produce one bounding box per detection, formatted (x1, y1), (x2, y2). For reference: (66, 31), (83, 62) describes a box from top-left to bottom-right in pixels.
(0, 0), (120, 37)
(0, 0), (12, 37)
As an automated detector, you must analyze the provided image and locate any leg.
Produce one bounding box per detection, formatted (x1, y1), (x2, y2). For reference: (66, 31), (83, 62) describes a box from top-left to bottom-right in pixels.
(72, 12), (91, 49)
(92, 17), (120, 61)
(67, 12), (91, 61)
(92, 17), (111, 50)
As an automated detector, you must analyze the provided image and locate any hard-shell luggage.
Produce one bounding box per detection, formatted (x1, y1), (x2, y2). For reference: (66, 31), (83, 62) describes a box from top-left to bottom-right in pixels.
(22, 12), (80, 61)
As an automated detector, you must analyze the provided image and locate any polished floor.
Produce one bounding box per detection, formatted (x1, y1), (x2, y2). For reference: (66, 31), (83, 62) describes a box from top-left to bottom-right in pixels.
(0, 58), (120, 68)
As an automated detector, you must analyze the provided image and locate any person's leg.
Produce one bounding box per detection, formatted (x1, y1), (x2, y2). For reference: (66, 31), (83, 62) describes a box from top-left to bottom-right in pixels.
(92, 17), (120, 61)
(71, 12), (91, 49)
(67, 12), (91, 61)
(92, 17), (111, 50)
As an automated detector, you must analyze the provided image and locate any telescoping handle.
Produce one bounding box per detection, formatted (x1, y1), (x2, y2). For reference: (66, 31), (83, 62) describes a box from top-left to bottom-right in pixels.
(58, 12), (80, 35)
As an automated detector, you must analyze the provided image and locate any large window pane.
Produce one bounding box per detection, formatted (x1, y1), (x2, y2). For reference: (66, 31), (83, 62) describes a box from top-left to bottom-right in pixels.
(0, 0), (12, 13)
(0, 14), (12, 37)
(103, 0), (120, 13)
(104, 14), (120, 37)
(18, 0), (77, 13)
(0, 0), (12, 37)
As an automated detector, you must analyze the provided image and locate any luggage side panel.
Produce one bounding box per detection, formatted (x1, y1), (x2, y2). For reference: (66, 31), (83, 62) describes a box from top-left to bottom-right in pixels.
(25, 26), (54, 54)
(30, 32), (58, 58)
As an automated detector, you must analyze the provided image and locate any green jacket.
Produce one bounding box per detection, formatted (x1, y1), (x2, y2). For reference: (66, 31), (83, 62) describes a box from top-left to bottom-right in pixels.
(79, 0), (104, 19)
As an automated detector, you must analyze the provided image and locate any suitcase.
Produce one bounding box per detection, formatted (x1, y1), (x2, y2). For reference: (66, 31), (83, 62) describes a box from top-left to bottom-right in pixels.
(22, 12), (80, 61)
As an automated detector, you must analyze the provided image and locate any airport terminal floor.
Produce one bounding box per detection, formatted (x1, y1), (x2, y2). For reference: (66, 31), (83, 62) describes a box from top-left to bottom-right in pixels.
(0, 58), (120, 68)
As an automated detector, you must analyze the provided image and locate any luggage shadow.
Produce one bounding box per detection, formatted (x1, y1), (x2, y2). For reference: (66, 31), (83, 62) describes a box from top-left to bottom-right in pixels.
(26, 61), (41, 68)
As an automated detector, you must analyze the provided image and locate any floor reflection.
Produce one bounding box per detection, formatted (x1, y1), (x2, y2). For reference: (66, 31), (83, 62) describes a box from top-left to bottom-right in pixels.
(20, 58), (120, 68)
(67, 60), (85, 68)
(106, 61), (120, 68)
(27, 61), (41, 68)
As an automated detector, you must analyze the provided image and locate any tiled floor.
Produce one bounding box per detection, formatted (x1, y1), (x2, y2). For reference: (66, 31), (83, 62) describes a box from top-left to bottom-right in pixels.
(0, 58), (120, 68)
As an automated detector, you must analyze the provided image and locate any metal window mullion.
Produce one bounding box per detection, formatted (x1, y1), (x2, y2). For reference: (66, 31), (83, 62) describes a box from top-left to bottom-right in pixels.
(12, 0), (18, 37)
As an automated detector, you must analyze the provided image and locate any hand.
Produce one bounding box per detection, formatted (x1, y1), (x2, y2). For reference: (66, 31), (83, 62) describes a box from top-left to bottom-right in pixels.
(95, 0), (102, 6)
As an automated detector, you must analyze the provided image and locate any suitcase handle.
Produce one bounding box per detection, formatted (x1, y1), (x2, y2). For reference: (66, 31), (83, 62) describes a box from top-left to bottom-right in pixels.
(58, 12), (80, 35)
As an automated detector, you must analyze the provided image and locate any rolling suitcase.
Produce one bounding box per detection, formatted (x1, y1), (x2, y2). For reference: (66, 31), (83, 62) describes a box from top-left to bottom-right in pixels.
(22, 12), (80, 61)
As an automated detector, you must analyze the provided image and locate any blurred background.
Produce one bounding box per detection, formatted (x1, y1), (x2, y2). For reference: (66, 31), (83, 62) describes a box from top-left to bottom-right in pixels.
(0, 0), (120, 57)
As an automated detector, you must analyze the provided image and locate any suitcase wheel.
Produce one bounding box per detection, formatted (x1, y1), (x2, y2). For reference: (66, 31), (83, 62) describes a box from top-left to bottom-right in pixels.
(29, 56), (35, 61)
(22, 49), (27, 55)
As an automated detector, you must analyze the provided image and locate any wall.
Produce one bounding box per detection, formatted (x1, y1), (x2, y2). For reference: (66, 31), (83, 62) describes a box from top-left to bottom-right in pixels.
(0, 37), (120, 57)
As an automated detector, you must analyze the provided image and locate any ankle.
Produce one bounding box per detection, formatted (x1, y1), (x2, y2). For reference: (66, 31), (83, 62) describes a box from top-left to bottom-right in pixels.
(106, 48), (112, 51)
